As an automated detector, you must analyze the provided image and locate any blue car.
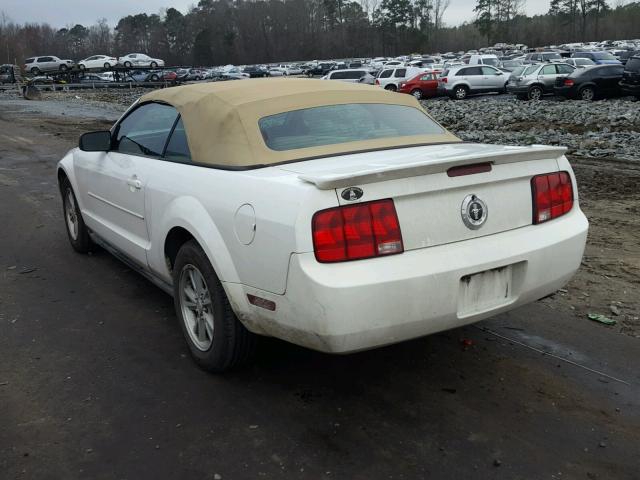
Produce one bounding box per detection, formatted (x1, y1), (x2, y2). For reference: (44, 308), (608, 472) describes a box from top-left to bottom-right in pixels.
(571, 51), (622, 65)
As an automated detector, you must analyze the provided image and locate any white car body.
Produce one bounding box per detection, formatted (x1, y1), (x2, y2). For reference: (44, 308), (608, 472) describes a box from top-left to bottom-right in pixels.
(376, 66), (426, 90)
(57, 81), (588, 361)
(118, 53), (165, 68)
(322, 69), (372, 83)
(78, 55), (118, 70)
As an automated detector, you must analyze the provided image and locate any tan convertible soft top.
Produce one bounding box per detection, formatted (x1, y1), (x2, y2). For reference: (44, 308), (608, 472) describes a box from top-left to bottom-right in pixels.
(141, 78), (460, 168)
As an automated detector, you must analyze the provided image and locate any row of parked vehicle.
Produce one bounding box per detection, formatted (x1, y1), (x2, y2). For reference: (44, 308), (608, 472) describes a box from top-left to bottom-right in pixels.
(22, 53), (166, 75)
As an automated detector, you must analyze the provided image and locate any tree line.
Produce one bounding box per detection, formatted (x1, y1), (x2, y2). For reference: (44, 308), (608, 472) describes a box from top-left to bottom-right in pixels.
(0, 0), (639, 67)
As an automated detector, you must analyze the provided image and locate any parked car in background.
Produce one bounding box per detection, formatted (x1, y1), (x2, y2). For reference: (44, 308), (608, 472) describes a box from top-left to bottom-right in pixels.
(322, 69), (373, 83)
(554, 64), (625, 100)
(398, 71), (440, 99)
(243, 65), (269, 78)
(439, 65), (508, 99)
(619, 55), (640, 98)
(563, 58), (596, 69)
(186, 69), (206, 81)
(618, 50), (640, 65)
(78, 55), (118, 70)
(375, 66), (424, 91)
(78, 73), (113, 84)
(304, 62), (336, 76)
(267, 68), (285, 77)
(507, 63), (575, 100)
(118, 53), (165, 68)
(58, 78), (587, 371)
(571, 51), (621, 65)
(24, 56), (74, 74)
(523, 52), (563, 64)
(125, 70), (166, 82)
(499, 59), (524, 71)
(469, 54), (499, 66)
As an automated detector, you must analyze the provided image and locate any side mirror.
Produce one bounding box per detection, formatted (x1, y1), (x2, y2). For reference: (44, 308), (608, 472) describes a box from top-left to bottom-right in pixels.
(79, 131), (111, 152)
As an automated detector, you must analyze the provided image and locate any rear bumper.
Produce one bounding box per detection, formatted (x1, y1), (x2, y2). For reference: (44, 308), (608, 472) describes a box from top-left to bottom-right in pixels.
(232, 208), (588, 353)
(554, 86), (576, 98)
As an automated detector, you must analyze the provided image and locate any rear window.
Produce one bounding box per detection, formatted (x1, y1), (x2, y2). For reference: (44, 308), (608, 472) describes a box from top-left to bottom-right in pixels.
(482, 57), (499, 66)
(25, 58), (34, 64)
(259, 104), (445, 151)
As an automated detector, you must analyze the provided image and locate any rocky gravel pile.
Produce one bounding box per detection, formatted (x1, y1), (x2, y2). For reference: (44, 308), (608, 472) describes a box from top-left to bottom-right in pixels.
(423, 97), (640, 161)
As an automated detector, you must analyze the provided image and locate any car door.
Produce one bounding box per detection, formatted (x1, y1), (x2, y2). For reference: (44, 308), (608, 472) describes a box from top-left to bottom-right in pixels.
(538, 64), (558, 91)
(599, 66), (624, 95)
(38, 57), (53, 72)
(74, 102), (179, 266)
(481, 66), (505, 91)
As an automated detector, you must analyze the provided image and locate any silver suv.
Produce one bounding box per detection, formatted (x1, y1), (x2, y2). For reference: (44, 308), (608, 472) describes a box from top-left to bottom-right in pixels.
(438, 65), (508, 100)
(506, 63), (575, 100)
(24, 56), (74, 75)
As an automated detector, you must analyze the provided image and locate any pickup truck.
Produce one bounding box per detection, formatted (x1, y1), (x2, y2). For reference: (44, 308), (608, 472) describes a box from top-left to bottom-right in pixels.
(57, 79), (588, 372)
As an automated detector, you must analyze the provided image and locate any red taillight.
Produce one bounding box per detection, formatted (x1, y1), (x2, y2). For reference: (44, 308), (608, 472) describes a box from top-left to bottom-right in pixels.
(531, 172), (574, 224)
(440, 77), (448, 83)
(312, 199), (404, 263)
(564, 79), (574, 86)
(375, 79), (380, 85)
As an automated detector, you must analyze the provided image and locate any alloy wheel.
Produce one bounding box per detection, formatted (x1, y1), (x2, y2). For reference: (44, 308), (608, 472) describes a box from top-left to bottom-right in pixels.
(179, 264), (215, 352)
(580, 88), (595, 101)
(65, 190), (79, 241)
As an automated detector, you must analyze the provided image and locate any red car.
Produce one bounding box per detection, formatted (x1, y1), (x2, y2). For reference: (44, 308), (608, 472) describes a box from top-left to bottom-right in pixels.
(398, 71), (440, 99)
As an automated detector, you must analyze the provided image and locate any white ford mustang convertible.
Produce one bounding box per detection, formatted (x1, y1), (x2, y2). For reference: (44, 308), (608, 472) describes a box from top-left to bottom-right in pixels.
(57, 78), (588, 371)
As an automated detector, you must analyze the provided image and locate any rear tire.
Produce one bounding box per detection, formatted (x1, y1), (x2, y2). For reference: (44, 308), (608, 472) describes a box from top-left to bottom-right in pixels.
(384, 84), (397, 92)
(150, 61), (158, 68)
(173, 240), (256, 372)
(31, 67), (40, 75)
(410, 88), (423, 100)
(60, 178), (93, 253)
(59, 64), (68, 72)
(104, 62), (110, 69)
(79, 64), (86, 71)
(579, 86), (595, 101)
(124, 61), (132, 68)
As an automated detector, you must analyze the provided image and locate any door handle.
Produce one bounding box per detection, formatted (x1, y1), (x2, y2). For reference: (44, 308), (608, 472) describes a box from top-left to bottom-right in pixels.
(127, 178), (142, 190)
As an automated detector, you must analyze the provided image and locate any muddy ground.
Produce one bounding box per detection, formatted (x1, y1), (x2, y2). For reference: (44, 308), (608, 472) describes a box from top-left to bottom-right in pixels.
(1, 93), (639, 479)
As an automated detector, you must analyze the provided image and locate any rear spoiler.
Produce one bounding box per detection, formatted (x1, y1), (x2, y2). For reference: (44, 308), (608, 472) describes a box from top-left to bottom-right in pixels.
(298, 145), (567, 190)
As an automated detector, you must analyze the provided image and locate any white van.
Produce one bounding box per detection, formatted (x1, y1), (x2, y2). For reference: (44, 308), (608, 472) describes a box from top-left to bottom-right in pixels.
(468, 54), (500, 67)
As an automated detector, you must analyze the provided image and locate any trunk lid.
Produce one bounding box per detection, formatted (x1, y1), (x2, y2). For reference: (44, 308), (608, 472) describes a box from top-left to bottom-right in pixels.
(279, 143), (565, 251)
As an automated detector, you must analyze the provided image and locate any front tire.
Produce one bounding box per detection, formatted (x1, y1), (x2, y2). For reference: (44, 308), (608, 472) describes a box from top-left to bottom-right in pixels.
(104, 62), (110, 69)
(173, 240), (256, 372)
(411, 88), (423, 100)
(79, 64), (86, 70)
(527, 85), (543, 101)
(124, 61), (132, 68)
(60, 178), (93, 253)
(452, 85), (468, 100)
(59, 64), (68, 72)
(150, 61), (158, 68)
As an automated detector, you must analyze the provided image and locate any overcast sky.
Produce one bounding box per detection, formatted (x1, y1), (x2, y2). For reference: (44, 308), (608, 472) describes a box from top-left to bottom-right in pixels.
(1, 0), (552, 28)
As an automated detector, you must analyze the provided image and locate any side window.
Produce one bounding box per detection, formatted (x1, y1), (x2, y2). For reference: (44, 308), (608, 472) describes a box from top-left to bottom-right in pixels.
(420, 74), (434, 81)
(541, 65), (556, 75)
(379, 70), (393, 78)
(481, 66), (498, 75)
(331, 71), (347, 80)
(466, 67), (482, 75)
(114, 103), (178, 157)
(345, 71), (362, 79)
(164, 117), (192, 163)
(25, 58), (34, 64)
(395, 68), (407, 78)
(38, 57), (53, 62)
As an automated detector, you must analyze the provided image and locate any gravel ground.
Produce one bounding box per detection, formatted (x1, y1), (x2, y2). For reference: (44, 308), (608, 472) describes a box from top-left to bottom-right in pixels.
(423, 96), (640, 161)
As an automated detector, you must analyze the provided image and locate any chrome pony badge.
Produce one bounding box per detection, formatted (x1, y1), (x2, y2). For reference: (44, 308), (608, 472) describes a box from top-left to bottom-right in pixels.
(461, 194), (488, 230)
(341, 187), (363, 202)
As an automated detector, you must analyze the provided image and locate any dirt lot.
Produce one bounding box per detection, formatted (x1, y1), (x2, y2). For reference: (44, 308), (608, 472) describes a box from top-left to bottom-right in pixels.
(1, 92), (639, 479)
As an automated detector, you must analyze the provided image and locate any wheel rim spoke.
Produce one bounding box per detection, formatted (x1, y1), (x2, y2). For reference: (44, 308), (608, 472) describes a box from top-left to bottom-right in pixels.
(180, 264), (215, 351)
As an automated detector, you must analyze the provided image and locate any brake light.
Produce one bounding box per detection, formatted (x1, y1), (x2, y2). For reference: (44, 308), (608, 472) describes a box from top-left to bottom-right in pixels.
(312, 199), (404, 263)
(375, 79), (380, 85)
(531, 172), (574, 224)
(564, 79), (574, 86)
(440, 77), (448, 83)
